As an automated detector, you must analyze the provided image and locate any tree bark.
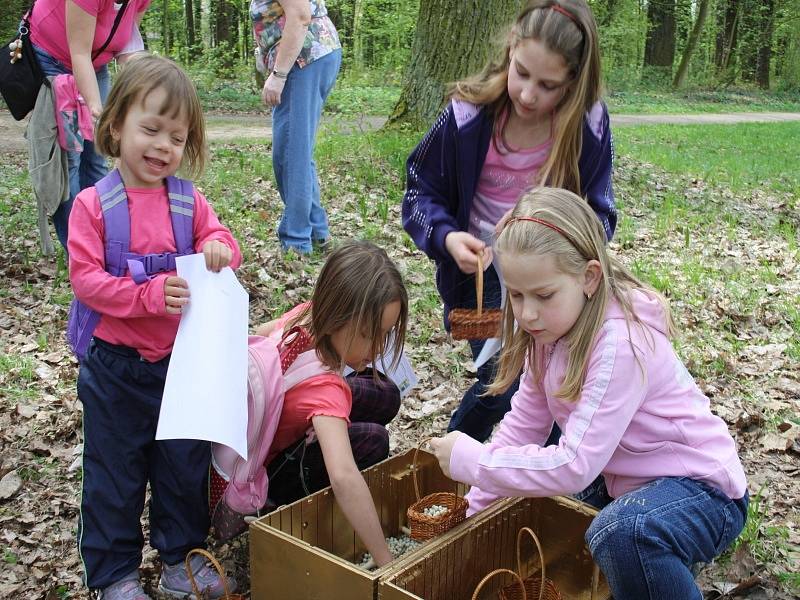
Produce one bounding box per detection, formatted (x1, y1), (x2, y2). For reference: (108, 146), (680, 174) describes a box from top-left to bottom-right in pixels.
(714, 0), (739, 71)
(673, 0), (710, 88)
(643, 0), (676, 81)
(352, 0), (364, 70)
(185, 0), (196, 62)
(755, 0), (774, 89)
(388, 0), (521, 127)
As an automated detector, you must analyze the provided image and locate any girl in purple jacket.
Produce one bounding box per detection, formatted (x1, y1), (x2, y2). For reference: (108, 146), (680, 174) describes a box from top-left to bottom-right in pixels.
(402, 0), (616, 443)
(431, 188), (748, 600)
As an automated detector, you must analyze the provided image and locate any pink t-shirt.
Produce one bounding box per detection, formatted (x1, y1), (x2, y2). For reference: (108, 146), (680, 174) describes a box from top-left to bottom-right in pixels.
(68, 183), (242, 362)
(265, 303), (352, 465)
(469, 134), (553, 237)
(30, 0), (151, 69)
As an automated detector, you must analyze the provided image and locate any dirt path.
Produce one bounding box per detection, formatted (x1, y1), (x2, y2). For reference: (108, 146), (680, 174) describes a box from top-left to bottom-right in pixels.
(2, 110), (800, 153)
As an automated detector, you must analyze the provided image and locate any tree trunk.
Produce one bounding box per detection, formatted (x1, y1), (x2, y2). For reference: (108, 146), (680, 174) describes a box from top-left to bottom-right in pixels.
(388, 0), (521, 127)
(352, 0), (364, 70)
(214, 0), (238, 67)
(673, 0), (710, 88)
(714, 0), (738, 71)
(755, 0), (774, 89)
(738, 0), (760, 82)
(185, 0), (196, 62)
(162, 0), (171, 54)
(643, 0), (676, 82)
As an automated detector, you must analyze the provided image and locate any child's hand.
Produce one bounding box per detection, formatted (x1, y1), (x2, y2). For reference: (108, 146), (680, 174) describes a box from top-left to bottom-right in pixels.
(429, 432), (463, 478)
(203, 240), (233, 272)
(164, 276), (190, 314)
(444, 231), (492, 274)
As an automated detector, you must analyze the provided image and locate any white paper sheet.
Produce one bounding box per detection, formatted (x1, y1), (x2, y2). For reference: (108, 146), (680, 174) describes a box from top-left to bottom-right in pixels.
(156, 254), (249, 459)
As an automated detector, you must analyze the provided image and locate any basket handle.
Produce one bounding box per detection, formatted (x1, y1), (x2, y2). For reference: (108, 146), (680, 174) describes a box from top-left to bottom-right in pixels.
(411, 437), (432, 501)
(475, 252), (484, 316)
(185, 548), (232, 598)
(471, 568), (527, 600)
(516, 527), (546, 600)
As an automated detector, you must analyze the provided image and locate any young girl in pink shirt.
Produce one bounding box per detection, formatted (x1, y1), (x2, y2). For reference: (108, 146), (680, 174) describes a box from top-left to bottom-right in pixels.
(69, 55), (240, 599)
(431, 188), (748, 600)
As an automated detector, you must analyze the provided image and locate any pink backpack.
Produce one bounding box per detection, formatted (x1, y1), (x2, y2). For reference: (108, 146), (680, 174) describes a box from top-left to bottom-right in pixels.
(210, 327), (329, 538)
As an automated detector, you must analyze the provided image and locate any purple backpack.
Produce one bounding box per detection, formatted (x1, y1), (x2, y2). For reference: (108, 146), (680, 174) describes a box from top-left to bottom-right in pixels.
(66, 169), (196, 359)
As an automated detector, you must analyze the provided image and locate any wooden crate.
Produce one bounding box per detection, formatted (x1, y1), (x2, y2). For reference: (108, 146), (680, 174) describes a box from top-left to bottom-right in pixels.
(379, 495), (611, 600)
(249, 449), (468, 600)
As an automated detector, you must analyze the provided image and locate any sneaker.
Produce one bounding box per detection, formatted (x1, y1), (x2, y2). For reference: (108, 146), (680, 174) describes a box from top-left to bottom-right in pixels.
(158, 554), (237, 599)
(99, 571), (151, 600)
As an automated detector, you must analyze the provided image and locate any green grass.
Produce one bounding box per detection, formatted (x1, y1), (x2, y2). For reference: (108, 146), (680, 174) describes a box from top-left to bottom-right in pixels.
(614, 122), (800, 195)
(606, 87), (800, 115)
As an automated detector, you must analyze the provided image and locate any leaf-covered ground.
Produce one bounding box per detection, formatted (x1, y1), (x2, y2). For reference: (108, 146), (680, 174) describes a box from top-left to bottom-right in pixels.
(0, 125), (798, 598)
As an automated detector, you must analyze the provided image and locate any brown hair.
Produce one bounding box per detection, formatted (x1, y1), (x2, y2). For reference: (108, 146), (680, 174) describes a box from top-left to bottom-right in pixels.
(451, 0), (602, 193)
(289, 241), (409, 373)
(95, 54), (207, 178)
(488, 188), (674, 401)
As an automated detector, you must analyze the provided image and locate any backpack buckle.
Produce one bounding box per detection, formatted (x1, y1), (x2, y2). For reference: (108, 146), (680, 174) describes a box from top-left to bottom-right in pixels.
(142, 252), (176, 275)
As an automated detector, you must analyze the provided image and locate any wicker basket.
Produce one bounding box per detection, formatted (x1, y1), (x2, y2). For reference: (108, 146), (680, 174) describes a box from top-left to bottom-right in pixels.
(406, 439), (468, 541)
(473, 568), (527, 600)
(499, 527), (562, 600)
(449, 253), (503, 340)
(184, 548), (245, 599)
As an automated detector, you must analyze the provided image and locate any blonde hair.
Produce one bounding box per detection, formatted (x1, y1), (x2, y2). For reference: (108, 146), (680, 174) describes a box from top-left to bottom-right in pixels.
(488, 188), (674, 401)
(289, 241), (409, 374)
(451, 0), (601, 193)
(95, 54), (207, 178)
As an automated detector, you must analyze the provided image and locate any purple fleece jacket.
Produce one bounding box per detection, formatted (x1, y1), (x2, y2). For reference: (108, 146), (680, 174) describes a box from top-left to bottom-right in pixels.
(450, 289), (748, 516)
(402, 99), (616, 312)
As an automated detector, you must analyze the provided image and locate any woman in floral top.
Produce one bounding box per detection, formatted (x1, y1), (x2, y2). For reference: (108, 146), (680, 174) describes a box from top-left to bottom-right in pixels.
(252, 0), (342, 255)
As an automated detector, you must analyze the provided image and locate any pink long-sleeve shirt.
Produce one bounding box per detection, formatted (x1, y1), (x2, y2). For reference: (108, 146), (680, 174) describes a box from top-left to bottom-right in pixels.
(68, 183), (242, 362)
(450, 290), (747, 516)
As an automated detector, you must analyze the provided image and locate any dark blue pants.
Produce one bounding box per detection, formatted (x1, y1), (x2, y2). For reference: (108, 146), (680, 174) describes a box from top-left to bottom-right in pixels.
(78, 339), (211, 589)
(447, 265), (519, 442)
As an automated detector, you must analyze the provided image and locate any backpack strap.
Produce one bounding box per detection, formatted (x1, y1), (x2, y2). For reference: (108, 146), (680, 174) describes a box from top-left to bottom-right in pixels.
(166, 175), (195, 255)
(95, 169), (130, 277)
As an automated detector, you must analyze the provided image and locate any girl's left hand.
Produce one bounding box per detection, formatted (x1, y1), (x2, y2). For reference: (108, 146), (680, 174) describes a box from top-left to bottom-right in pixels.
(203, 240), (233, 272)
(262, 74), (286, 107)
(429, 432), (463, 478)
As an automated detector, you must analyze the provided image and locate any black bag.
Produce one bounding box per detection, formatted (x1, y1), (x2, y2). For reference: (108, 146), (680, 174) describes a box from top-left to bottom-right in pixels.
(0, 16), (46, 121)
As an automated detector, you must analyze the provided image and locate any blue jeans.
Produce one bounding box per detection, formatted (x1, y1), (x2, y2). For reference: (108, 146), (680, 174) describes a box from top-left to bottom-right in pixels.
(273, 49), (341, 254)
(447, 264), (519, 441)
(583, 477), (748, 600)
(33, 46), (110, 253)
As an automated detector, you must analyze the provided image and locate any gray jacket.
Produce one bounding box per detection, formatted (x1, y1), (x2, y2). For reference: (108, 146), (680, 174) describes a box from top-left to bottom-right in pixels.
(25, 77), (68, 255)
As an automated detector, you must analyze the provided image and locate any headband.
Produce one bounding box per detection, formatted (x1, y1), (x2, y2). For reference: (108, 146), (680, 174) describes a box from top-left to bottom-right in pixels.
(551, 4), (580, 26)
(504, 216), (567, 237)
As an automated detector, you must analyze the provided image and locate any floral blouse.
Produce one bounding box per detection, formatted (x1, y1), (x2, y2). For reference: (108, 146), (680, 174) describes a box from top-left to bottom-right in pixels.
(250, 0), (341, 72)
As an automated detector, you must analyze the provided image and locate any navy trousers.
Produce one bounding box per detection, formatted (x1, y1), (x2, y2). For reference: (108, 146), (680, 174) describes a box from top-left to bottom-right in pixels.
(77, 339), (211, 589)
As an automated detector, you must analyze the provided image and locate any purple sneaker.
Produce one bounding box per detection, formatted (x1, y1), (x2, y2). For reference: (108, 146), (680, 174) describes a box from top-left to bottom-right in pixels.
(99, 571), (151, 600)
(158, 554), (237, 599)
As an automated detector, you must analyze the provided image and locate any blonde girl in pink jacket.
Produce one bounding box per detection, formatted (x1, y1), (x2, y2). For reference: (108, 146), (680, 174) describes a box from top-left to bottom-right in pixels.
(431, 187), (748, 600)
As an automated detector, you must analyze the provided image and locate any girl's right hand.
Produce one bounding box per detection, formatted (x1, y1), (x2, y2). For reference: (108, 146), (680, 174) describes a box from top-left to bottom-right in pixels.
(164, 276), (190, 314)
(445, 231), (492, 274)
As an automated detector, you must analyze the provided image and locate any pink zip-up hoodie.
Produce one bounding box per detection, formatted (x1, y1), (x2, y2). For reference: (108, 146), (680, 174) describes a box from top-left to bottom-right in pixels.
(450, 289), (747, 517)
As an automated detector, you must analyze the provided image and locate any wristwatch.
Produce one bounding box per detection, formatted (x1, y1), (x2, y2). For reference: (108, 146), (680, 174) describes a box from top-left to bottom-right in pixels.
(272, 69), (289, 79)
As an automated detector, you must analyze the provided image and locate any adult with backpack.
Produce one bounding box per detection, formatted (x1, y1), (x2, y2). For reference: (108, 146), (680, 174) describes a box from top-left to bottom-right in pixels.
(67, 56), (241, 599)
(28, 0), (148, 252)
(209, 240), (408, 569)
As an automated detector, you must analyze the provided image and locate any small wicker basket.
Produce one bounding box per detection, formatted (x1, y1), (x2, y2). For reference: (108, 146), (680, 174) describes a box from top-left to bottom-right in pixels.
(498, 527), (562, 600)
(472, 568), (527, 600)
(406, 439), (469, 541)
(449, 253), (503, 340)
(184, 548), (245, 599)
